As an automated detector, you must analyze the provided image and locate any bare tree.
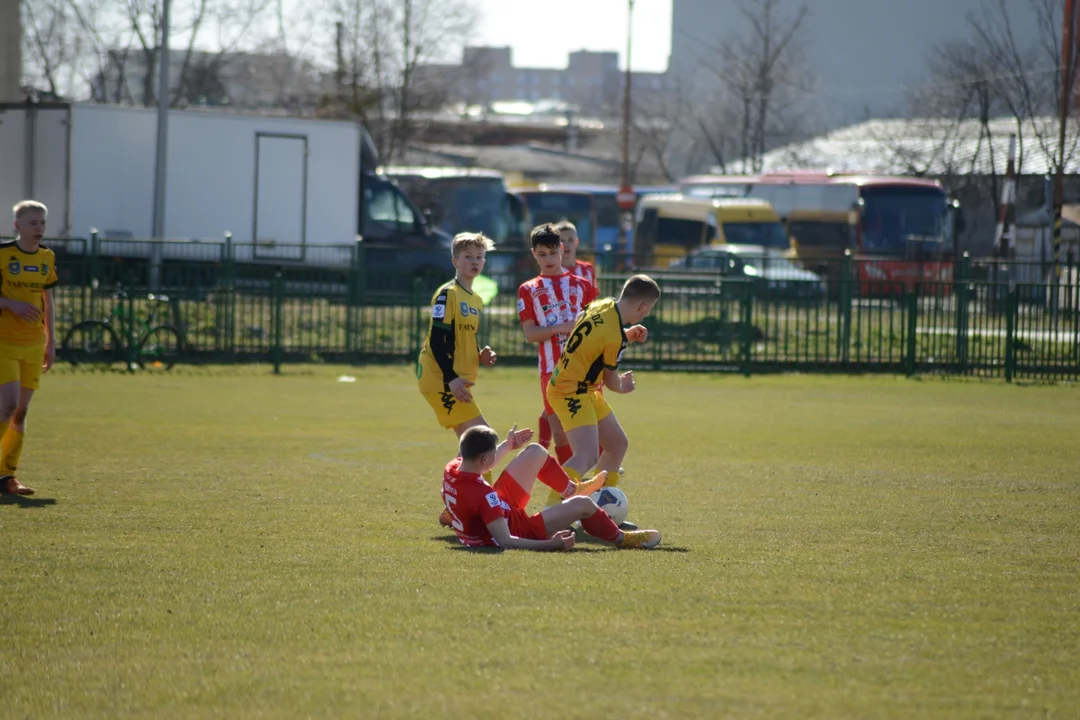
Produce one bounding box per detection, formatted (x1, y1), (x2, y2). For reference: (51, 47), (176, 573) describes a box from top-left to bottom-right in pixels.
(326, 0), (476, 165)
(709, 0), (813, 172)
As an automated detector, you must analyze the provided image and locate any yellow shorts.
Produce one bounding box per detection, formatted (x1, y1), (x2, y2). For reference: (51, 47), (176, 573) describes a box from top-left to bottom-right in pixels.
(0, 342), (45, 390)
(421, 389), (483, 430)
(546, 385), (612, 432)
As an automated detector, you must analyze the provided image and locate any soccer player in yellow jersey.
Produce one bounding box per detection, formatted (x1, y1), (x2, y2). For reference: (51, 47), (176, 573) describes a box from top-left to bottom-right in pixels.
(546, 275), (659, 499)
(417, 232), (498, 437)
(0, 201), (59, 496)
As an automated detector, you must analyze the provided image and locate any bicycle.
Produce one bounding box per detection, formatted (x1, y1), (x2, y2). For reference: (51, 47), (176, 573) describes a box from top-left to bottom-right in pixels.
(62, 283), (185, 370)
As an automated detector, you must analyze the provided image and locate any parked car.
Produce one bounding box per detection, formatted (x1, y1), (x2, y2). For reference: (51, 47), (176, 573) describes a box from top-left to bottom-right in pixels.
(669, 244), (826, 302)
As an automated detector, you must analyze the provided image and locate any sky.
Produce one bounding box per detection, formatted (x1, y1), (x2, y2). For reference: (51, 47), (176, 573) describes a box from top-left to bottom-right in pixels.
(473, 0), (673, 73)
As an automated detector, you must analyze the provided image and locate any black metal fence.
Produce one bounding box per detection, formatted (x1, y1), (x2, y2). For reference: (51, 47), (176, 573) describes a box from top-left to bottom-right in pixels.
(38, 235), (1080, 381)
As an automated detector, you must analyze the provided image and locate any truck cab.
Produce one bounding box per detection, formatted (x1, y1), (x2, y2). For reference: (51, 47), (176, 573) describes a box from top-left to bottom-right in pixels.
(359, 171), (454, 293)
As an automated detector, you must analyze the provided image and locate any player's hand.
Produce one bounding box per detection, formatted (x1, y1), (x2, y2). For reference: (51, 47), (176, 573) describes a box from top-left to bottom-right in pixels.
(619, 370), (636, 393)
(626, 324), (649, 343)
(43, 341), (55, 373)
(480, 345), (497, 367)
(448, 377), (474, 403)
(4, 300), (42, 323)
(549, 530), (576, 551)
(506, 424), (533, 450)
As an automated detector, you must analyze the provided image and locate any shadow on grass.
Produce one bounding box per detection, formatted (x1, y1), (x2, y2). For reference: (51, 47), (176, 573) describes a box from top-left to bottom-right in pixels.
(432, 533), (688, 553)
(0, 494), (57, 508)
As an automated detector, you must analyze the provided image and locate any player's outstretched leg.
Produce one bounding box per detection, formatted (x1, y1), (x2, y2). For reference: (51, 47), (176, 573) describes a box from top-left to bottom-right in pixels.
(540, 495), (660, 549)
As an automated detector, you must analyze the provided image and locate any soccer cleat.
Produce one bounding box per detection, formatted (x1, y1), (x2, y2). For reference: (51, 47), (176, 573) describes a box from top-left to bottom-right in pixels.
(438, 507), (453, 527)
(1, 475), (34, 496)
(617, 529), (661, 549)
(566, 470), (607, 498)
(618, 520), (639, 531)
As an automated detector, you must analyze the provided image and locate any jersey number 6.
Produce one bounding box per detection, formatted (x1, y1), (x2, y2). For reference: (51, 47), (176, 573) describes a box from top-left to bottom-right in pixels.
(564, 321), (593, 354)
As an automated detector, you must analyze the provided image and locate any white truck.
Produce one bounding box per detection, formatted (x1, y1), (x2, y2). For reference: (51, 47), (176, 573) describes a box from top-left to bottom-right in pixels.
(0, 102), (451, 276)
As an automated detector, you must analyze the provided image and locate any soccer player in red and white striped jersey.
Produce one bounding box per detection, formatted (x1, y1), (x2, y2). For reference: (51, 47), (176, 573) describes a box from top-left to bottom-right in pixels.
(518, 224), (597, 506)
(556, 220), (598, 291)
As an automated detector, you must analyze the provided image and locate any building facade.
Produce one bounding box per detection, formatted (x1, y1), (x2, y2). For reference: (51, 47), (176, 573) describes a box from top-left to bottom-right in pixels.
(415, 46), (671, 118)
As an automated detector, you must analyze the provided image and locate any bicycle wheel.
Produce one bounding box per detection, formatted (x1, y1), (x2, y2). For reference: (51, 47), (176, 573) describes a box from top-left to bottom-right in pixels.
(62, 321), (120, 367)
(137, 325), (182, 371)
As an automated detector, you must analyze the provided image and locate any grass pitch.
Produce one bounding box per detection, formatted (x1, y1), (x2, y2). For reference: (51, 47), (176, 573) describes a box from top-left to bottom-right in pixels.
(1, 365), (1078, 719)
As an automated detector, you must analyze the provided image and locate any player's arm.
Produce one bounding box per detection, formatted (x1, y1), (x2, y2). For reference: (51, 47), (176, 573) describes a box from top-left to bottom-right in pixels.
(486, 517), (575, 551)
(43, 288), (56, 371)
(520, 318), (575, 343)
(491, 424), (533, 465)
(602, 366), (634, 393)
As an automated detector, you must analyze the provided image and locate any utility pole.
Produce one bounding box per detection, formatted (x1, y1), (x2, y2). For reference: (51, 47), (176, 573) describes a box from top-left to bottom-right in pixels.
(0, 0), (21, 102)
(1053, 0), (1078, 278)
(151, 0), (171, 290)
(618, 0), (636, 255)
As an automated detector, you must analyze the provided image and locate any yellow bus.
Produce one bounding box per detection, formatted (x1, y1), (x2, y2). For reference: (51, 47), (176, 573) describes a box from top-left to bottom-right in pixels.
(633, 194), (789, 266)
(785, 209), (857, 277)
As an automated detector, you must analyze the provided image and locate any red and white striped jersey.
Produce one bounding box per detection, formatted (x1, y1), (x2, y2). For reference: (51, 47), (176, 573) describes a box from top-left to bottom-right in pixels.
(566, 259), (597, 291)
(517, 272), (597, 375)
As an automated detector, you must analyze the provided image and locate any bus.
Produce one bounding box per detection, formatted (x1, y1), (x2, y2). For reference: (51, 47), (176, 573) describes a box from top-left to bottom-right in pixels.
(381, 166), (527, 249)
(512, 186), (597, 250)
(679, 171), (962, 292)
(633, 194), (789, 267)
(531, 183), (680, 254)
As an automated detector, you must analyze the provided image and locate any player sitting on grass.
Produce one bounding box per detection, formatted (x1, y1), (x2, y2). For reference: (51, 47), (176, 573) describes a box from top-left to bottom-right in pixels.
(441, 425), (661, 550)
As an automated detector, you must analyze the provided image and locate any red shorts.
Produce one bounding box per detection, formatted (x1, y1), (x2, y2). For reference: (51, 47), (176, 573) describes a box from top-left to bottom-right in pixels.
(495, 470), (547, 540)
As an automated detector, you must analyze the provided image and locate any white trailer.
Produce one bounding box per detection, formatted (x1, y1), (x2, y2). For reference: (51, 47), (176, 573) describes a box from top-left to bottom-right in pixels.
(0, 102), (362, 262)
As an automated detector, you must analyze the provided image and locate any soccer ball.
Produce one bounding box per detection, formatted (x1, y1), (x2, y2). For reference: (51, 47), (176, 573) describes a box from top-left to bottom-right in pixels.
(591, 487), (629, 526)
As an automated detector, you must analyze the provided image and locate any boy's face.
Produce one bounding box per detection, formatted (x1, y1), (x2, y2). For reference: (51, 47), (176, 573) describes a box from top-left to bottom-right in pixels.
(531, 242), (563, 275)
(558, 230), (578, 258)
(14, 211), (46, 242)
(452, 245), (486, 279)
(624, 297), (659, 325)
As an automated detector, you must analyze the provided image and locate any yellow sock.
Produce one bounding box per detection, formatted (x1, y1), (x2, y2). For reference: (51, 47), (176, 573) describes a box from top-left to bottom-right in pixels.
(605, 470), (620, 488)
(547, 467), (582, 507)
(0, 422), (17, 475)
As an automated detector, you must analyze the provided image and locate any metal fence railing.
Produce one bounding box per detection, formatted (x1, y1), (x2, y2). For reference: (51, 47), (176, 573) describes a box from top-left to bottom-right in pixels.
(28, 235), (1080, 381)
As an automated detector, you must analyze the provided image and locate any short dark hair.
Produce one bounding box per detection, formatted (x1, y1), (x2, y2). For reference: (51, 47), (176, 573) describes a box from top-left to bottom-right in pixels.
(459, 426), (499, 460)
(530, 223), (562, 249)
(619, 274), (661, 302)
(554, 220), (577, 236)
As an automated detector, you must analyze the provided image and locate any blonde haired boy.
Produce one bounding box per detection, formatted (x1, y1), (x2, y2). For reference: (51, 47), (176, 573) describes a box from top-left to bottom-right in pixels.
(0, 201), (59, 495)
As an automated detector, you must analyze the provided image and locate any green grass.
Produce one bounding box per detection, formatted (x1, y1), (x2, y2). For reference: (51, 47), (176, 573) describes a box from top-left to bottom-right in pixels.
(2, 366), (1078, 719)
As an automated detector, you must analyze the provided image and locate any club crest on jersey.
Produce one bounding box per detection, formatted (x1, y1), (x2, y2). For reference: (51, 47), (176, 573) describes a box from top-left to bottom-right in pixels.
(7, 259), (19, 276)
(459, 302), (479, 317)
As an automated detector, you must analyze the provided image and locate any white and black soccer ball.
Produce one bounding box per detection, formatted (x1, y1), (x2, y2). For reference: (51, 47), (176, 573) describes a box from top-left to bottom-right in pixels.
(591, 487), (629, 526)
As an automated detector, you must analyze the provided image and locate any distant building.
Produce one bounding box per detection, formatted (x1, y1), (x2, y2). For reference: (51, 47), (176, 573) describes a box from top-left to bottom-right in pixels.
(671, 0), (1041, 128)
(414, 46), (671, 118)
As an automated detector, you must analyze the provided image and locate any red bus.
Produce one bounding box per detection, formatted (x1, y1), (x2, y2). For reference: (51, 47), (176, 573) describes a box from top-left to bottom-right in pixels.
(679, 171), (962, 294)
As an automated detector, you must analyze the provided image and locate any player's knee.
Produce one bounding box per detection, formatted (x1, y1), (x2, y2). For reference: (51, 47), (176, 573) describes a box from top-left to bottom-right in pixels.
(0, 402), (17, 422)
(11, 406), (27, 425)
(522, 443), (548, 461)
(607, 432), (629, 456)
(568, 495), (595, 518)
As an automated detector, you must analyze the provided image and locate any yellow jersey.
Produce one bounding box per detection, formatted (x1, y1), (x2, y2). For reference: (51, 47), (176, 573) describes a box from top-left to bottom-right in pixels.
(0, 241), (59, 345)
(417, 279), (484, 393)
(549, 298), (626, 397)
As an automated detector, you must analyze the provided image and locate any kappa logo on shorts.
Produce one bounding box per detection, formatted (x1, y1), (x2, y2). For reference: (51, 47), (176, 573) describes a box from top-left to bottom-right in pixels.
(440, 391), (456, 413)
(566, 397), (582, 418)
